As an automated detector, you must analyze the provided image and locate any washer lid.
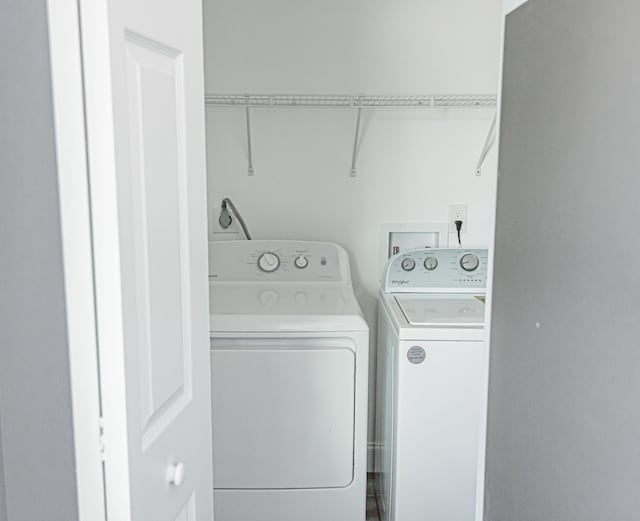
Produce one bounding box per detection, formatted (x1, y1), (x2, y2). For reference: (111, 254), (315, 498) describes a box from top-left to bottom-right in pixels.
(395, 294), (485, 326)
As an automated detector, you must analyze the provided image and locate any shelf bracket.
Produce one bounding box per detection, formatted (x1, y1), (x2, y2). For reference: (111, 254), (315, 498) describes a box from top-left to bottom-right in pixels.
(475, 112), (497, 176)
(245, 105), (254, 176)
(350, 107), (363, 177)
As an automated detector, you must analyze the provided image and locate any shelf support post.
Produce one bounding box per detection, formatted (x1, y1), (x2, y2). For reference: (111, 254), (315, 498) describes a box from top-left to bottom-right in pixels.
(350, 107), (363, 177)
(245, 105), (254, 176)
(475, 112), (497, 176)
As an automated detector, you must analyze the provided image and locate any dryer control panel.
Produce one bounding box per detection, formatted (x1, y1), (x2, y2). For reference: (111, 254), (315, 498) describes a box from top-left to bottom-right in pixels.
(209, 240), (350, 283)
(383, 248), (488, 293)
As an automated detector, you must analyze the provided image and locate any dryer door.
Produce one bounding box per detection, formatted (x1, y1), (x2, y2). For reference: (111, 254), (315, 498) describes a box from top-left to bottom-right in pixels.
(211, 337), (356, 489)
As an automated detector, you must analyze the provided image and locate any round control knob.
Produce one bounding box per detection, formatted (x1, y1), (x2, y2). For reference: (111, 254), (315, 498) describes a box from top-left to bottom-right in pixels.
(401, 257), (416, 271)
(424, 256), (438, 270)
(460, 253), (480, 272)
(167, 462), (186, 487)
(294, 255), (309, 269)
(258, 252), (280, 273)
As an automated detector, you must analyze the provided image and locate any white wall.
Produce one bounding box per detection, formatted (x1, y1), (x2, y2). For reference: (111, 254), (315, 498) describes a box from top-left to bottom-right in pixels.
(203, 0), (502, 466)
(204, 0), (501, 93)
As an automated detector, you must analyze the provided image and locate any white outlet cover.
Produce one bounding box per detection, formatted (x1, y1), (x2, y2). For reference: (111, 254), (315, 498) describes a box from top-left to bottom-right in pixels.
(448, 204), (468, 233)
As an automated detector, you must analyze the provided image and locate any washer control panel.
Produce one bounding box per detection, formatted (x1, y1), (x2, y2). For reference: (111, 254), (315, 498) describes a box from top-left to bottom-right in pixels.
(209, 240), (348, 283)
(383, 248), (488, 293)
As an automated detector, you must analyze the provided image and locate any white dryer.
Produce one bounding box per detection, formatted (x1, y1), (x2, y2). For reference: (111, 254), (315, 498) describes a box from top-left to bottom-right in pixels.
(375, 248), (489, 521)
(209, 240), (369, 521)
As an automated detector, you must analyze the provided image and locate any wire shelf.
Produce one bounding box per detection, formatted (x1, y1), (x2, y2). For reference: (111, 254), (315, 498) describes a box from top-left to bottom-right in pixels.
(206, 93), (498, 177)
(205, 93), (497, 108)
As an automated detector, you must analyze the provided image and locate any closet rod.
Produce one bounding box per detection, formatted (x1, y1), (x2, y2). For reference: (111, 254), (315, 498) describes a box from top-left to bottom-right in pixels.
(209, 94), (498, 178)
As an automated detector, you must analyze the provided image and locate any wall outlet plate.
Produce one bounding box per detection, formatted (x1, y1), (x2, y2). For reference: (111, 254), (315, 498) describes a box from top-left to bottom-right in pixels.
(448, 204), (468, 233)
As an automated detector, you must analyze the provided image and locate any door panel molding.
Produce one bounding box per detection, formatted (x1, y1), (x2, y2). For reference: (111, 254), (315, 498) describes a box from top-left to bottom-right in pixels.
(46, 1), (107, 520)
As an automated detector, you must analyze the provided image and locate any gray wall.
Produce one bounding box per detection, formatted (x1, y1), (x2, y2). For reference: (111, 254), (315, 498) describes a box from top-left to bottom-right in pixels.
(0, 423), (6, 521)
(0, 1), (79, 520)
(486, 1), (640, 520)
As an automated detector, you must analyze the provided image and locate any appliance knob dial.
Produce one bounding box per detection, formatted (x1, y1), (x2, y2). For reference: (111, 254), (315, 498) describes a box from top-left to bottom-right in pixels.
(460, 253), (480, 272)
(294, 255), (309, 269)
(401, 257), (416, 271)
(424, 256), (438, 270)
(258, 252), (280, 273)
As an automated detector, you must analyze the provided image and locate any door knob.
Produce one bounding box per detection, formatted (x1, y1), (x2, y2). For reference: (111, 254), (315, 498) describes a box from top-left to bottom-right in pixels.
(167, 462), (186, 486)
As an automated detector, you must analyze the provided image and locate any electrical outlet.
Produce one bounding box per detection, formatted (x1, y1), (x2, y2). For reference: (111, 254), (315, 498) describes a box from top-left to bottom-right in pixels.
(448, 204), (468, 233)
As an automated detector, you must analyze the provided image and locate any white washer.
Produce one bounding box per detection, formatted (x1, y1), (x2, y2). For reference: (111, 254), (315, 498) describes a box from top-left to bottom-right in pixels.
(375, 248), (489, 521)
(209, 240), (369, 521)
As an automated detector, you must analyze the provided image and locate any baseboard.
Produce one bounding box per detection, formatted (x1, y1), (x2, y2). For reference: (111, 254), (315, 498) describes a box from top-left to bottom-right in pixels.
(367, 442), (375, 472)
(368, 441), (384, 473)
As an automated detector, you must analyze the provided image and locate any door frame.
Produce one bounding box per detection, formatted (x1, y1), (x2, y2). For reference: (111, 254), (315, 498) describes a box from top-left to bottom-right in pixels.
(46, 1), (107, 520)
(479, 1), (516, 519)
(503, 0), (530, 14)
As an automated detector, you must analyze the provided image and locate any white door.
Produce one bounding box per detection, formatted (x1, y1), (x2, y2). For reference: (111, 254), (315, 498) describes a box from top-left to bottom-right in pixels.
(78, 0), (213, 519)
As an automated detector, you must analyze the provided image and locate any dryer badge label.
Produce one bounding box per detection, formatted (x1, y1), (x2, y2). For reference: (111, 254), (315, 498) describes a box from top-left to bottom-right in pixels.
(407, 346), (426, 364)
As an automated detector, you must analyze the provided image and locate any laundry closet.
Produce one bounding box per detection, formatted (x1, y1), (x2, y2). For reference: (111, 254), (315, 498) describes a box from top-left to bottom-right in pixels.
(5, 2), (637, 521)
(5, 0), (501, 519)
(201, 1), (501, 520)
